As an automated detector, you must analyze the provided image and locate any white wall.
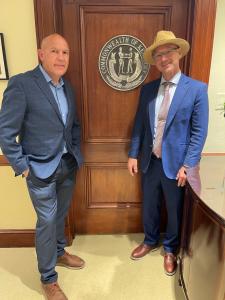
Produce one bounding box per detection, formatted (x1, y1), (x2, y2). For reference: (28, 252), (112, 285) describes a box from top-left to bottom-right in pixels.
(204, 0), (225, 152)
(0, 0), (37, 228)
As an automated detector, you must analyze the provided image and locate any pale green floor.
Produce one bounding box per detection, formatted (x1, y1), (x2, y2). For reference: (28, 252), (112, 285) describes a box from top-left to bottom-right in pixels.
(0, 234), (186, 300)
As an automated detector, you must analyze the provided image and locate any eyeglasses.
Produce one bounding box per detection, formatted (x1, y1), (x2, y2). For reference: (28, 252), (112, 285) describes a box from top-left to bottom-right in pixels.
(153, 48), (179, 61)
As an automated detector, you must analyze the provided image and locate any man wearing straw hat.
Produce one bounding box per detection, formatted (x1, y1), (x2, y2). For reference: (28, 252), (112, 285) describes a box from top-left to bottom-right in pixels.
(128, 31), (208, 275)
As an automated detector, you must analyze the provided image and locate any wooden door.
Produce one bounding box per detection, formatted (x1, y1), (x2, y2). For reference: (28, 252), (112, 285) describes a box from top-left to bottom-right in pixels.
(33, 0), (216, 236)
(61, 0), (191, 233)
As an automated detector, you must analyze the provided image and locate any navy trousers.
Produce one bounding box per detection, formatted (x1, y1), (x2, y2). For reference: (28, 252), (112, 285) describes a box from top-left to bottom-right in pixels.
(142, 155), (184, 253)
(26, 154), (77, 283)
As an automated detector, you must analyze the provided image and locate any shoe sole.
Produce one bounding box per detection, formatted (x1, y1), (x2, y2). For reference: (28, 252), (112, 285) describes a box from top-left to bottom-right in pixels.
(130, 246), (159, 260)
(42, 284), (68, 300)
(56, 262), (85, 270)
(43, 292), (68, 300)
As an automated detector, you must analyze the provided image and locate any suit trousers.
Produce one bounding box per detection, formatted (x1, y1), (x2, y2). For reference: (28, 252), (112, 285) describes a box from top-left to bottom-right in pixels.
(26, 154), (77, 283)
(142, 155), (184, 253)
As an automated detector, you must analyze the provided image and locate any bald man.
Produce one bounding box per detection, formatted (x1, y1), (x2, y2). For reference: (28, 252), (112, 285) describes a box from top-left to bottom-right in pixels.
(0, 34), (84, 300)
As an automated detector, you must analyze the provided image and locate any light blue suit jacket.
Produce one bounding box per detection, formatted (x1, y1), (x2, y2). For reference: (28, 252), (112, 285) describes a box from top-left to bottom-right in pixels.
(128, 74), (209, 179)
(0, 66), (83, 178)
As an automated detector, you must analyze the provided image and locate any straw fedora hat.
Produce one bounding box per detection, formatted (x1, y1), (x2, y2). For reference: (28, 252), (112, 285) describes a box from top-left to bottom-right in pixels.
(144, 31), (190, 65)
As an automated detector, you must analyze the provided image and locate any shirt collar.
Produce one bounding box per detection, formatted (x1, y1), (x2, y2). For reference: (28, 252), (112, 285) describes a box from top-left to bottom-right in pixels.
(160, 71), (181, 86)
(39, 64), (64, 87)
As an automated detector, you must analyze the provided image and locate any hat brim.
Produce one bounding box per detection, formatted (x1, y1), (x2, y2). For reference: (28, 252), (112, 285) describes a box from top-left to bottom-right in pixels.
(144, 38), (190, 65)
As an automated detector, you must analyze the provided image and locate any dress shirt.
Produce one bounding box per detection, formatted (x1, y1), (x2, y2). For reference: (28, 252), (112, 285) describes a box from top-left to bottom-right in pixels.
(39, 65), (68, 153)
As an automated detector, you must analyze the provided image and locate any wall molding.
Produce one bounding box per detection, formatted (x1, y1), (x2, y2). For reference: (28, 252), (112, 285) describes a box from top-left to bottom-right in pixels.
(202, 153), (225, 156)
(0, 229), (35, 247)
(0, 155), (8, 166)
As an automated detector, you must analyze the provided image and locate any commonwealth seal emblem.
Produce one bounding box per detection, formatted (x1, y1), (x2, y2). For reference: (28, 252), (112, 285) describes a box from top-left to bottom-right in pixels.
(98, 35), (150, 91)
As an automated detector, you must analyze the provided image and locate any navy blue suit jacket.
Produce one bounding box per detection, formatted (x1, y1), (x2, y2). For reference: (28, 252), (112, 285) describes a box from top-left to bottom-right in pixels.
(128, 74), (209, 179)
(0, 66), (83, 178)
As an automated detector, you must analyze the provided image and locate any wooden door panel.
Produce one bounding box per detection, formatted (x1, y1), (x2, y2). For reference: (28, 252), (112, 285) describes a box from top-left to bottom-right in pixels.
(87, 165), (141, 207)
(81, 6), (171, 142)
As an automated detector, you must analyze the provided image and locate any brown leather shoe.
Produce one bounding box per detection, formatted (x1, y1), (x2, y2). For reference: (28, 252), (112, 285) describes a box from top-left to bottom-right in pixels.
(164, 252), (177, 276)
(130, 243), (158, 260)
(42, 282), (68, 300)
(56, 251), (85, 269)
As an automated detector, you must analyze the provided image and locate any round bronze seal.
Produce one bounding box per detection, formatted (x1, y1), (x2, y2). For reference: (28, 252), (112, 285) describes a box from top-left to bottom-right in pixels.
(98, 35), (150, 91)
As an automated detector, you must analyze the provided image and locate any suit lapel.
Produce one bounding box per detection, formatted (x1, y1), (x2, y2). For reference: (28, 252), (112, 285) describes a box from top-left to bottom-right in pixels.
(63, 80), (72, 127)
(32, 67), (64, 125)
(148, 80), (160, 136)
(165, 74), (189, 132)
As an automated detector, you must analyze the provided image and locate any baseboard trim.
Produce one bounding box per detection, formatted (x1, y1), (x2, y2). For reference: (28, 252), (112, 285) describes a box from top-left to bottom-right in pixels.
(0, 155), (9, 166)
(0, 229), (35, 247)
(202, 153), (225, 156)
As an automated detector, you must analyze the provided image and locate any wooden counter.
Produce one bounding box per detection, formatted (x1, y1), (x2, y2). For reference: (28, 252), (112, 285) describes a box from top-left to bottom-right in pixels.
(179, 156), (225, 300)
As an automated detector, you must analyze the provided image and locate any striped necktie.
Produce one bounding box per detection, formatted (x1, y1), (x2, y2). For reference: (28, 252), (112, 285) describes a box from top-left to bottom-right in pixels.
(153, 82), (172, 158)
